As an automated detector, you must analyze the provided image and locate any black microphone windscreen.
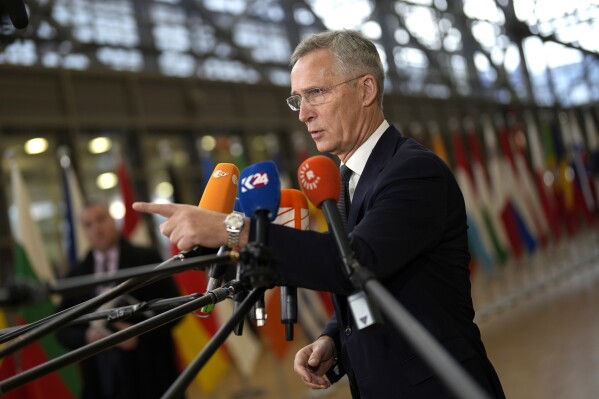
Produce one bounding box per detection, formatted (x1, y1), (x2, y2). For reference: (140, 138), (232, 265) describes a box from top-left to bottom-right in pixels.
(5, 0), (29, 29)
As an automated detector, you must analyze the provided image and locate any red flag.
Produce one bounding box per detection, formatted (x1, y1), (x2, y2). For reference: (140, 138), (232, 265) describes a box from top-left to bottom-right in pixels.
(116, 159), (151, 246)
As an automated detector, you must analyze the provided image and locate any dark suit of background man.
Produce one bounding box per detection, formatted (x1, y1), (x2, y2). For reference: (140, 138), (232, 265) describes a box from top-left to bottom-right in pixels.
(133, 30), (505, 399)
(56, 203), (182, 399)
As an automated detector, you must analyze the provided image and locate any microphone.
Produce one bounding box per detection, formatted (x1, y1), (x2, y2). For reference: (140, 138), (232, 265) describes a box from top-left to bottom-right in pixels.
(298, 155), (382, 330)
(197, 163), (240, 313)
(272, 189), (309, 340)
(238, 161), (281, 220)
(238, 161), (281, 327)
(0, 0), (29, 29)
(297, 156), (348, 262)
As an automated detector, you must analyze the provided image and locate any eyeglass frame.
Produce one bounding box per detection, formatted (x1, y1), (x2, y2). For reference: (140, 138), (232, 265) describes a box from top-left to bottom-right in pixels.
(286, 75), (366, 112)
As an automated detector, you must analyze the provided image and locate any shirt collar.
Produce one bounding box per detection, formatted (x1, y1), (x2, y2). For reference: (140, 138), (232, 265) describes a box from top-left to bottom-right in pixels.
(343, 119), (389, 176)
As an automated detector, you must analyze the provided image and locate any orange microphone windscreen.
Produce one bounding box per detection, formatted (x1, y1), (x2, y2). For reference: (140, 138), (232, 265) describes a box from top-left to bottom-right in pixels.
(273, 189), (309, 230)
(297, 155), (340, 208)
(198, 163), (240, 213)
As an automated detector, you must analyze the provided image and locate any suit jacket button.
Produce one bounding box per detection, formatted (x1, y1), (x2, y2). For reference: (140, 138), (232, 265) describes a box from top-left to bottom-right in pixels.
(344, 326), (352, 336)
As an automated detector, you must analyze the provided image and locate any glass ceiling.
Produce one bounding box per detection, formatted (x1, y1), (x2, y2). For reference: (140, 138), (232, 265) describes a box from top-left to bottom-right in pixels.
(0, 0), (597, 106)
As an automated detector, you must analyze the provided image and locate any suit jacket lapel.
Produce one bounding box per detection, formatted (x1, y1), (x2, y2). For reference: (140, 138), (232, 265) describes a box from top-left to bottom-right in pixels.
(347, 125), (403, 229)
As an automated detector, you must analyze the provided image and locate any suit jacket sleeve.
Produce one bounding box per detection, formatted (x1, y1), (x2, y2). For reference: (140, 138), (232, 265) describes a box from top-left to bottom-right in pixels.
(264, 145), (466, 294)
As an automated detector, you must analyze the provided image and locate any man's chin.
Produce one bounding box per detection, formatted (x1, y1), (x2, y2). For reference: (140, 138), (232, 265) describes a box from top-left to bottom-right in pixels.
(314, 141), (332, 154)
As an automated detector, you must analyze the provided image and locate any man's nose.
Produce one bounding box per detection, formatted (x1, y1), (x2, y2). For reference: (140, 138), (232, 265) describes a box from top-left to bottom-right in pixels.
(298, 101), (314, 123)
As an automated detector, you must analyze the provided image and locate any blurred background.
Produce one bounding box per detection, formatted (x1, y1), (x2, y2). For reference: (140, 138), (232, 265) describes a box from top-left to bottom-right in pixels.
(0, 0), (598, 398)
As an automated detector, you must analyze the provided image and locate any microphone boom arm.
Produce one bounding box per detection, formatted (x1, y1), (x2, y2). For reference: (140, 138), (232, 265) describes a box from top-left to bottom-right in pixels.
(0, 251), (237, 354)
(0, 294), (202, 338)
(0, 281), (245, 395)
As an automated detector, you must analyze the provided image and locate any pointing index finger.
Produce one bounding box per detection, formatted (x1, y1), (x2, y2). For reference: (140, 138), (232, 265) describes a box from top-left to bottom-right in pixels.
(133, 201), (178, 217)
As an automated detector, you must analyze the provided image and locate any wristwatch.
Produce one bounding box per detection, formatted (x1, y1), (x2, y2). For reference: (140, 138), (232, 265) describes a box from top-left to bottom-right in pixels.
(224, 211), (245, 249)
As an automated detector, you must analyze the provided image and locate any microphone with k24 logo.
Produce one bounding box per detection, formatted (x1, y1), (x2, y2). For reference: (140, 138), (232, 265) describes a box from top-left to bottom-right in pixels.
(238, 161), (281, 327)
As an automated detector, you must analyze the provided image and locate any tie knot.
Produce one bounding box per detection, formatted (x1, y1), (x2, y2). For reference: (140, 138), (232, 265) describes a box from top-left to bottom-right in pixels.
(340, 164), (353, 183)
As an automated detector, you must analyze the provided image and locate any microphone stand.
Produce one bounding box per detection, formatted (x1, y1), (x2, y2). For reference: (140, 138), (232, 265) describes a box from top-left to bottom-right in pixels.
(359, 273), (492, 399)
(161, 287), (265, 399)
(248, 210), (273, 326)
(341, 262), (492, 399)
(0, 252), (235, 356)
(0, 281), (242, 395)
(163, 211), (276, 399)
(317, 199), (491, 399)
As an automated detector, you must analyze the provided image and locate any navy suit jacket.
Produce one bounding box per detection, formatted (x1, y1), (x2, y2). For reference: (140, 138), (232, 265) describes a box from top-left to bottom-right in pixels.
(266, 125), (505, 398)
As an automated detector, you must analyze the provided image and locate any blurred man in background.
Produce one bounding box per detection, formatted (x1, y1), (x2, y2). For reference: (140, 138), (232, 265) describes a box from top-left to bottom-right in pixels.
(56, 202), (182, 399)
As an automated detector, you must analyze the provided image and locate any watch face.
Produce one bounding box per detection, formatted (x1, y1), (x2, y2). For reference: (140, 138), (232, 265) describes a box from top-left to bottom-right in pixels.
(226, 213), (244, 229)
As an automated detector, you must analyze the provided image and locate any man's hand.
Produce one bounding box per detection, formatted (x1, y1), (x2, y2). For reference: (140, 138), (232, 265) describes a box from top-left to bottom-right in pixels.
(85, 325), (111, 344)
(112, 321), (138, 351)
(133, 202), (234, 251)
(293, 335), (336, 389)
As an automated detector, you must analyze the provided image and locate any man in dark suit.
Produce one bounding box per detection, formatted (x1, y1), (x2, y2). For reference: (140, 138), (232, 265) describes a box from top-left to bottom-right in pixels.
(133, 30), (505, 398)
(56, 202), (182, 399)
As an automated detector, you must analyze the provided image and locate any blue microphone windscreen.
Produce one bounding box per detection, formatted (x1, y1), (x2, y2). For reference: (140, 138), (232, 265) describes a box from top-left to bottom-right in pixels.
(238, 161), (281, 221)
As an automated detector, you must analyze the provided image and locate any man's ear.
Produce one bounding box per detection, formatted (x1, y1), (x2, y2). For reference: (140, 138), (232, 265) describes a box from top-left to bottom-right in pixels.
(361, 75), (378, 107)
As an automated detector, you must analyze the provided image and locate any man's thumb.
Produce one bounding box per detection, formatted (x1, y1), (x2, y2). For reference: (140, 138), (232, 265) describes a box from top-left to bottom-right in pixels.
(307, 350), (321, 367)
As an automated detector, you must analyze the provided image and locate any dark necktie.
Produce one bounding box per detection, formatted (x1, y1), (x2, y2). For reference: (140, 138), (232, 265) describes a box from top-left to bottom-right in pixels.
(97, 256), (112, 294)
(338, 164), (353, 230)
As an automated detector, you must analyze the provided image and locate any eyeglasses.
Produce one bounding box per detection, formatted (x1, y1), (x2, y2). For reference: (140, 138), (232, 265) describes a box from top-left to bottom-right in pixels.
(286, 75), (364, 112)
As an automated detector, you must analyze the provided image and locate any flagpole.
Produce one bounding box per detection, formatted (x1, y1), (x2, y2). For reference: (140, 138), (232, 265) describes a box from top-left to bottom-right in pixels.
(57, 145), (90, 274)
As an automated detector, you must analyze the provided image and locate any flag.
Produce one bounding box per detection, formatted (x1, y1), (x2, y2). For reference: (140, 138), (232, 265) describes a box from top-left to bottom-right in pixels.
(58, 147), (89, 273)
(482, 115), (530, 259)
(566, 110), (596, 226)
(540, 115), (571, 234)
(0, 156), (82, 399)
(466, 126), (510, 266)
(497, 119), (539, 253)
(523, 111), (562, 243)
(507, 114), (550, 247)
(428, 122), (450, 165)
(553, 114), (580, 235)
(116, 158), (152, 246)
(450, 125), (495, 274)
(583, 109), (599, 204)
(428, 122), (476, 272)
